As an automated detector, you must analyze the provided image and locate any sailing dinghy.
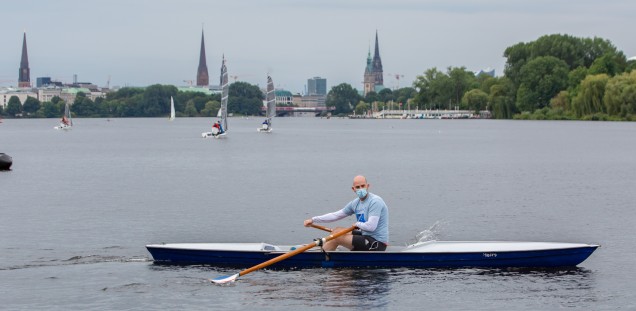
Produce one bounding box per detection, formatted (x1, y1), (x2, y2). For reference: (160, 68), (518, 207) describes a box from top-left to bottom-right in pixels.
(202, 56), (229, 139)
(258, 75), (275, 133)
(54, 102), (73, 130)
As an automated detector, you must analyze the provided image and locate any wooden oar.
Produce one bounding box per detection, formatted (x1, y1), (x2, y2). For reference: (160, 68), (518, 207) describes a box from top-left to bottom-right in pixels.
(309, 223), (332, 232)
(211, 225), (356, 284)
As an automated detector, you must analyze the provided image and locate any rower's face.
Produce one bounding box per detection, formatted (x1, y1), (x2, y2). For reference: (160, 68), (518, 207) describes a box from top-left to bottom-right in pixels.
(351, 178), (369, 192)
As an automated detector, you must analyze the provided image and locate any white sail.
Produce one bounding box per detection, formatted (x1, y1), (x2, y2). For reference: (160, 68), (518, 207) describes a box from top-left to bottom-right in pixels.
(169, 96), (175, 121)
(258, 75), (275, 132)
(266, 75), (275, 120)
(219, 55), (229, 132)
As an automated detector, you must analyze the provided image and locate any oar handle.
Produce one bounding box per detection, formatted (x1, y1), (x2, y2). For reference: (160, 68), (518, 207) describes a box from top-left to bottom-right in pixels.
(237, 226), (356, 277)
(309, 224), (332, 232)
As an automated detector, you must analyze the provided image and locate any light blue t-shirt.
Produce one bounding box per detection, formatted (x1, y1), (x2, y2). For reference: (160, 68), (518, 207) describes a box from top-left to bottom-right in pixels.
(341, 193), (389, 243)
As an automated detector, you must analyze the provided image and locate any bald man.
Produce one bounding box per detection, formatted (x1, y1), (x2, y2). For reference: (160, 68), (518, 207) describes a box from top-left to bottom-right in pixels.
(304, 175), (389, 251)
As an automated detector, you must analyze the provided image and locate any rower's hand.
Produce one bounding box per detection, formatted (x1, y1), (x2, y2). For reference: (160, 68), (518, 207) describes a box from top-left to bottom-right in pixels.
(303, 219), (313, 227)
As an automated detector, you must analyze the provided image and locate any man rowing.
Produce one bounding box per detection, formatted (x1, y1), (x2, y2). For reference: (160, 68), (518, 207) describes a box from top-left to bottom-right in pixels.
(304, 175), (389, 251)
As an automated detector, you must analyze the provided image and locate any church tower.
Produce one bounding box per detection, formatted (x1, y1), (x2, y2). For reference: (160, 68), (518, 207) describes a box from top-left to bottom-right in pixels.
(18, 32), (31, 88)
(196, 29), (209, 86)
(363, 31), (384, 96)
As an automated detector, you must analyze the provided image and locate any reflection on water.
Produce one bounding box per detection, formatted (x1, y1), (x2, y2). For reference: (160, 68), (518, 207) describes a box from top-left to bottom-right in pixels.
(389, 267), (597, 309)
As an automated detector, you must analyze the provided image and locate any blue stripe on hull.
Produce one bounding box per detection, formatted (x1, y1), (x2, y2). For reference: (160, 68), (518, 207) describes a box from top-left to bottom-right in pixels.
(146, 246), (597, 268)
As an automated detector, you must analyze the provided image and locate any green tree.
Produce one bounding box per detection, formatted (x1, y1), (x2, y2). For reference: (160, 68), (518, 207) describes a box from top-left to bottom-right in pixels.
(413, 67), (452, 109)
(516, 56), (569, 112)
(550, 91), (570, 110)
(377, 88), (394, 103)
(141, 84), (178, 117)
(326, 83), (360, 114)
(22, 96), (41, 115)
(364, 91), (379, 104)
(489, 77), (516, 119)
(72, 93), (99, 117)
(571, 74), (610, 117)
(200, 100), (221, 117)
(228, 82), (263, 115)
(589, 52), (627, 76)
(393, 87), (417, 107)
(604, 71), (636, 116)
(184, 100), (198, 117)
(39, 101), (60, 118)
(6, 96), (22, 117)
(462, 89), (489, 113)
(354, 101), (370, 115)
(448, 66), (476, 108)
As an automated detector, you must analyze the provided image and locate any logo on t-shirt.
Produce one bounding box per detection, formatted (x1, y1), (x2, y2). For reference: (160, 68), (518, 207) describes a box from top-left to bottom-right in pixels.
(356, 213), (365, 222)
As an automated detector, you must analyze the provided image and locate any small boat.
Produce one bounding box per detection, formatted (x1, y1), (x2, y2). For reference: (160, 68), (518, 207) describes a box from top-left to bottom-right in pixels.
(168, 96), (175, 121)
(202, 56), (229, 139)
(258, 75), (275, 133)
(54, 102), (73, 130)
(0, 153), (13, 170)
(146, 240), (598, 269)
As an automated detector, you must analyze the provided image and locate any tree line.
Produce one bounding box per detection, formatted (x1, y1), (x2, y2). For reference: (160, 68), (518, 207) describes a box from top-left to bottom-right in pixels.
(2, 33), (634, 120)
(325, 34), (636, 120)
(0, 82), (264, 118)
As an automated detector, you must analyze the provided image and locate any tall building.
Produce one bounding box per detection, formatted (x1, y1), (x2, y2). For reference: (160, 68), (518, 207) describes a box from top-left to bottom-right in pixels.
(363, 31), (384, 96)
(18, 32), (31, 88)
(196, 29), (209, 86)
(307, 77), (327, 95)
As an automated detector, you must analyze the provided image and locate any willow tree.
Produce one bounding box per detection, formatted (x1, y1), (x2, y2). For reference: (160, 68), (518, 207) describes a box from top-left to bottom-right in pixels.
(604, 71), (636, 116)
(571, 74), (609, 117)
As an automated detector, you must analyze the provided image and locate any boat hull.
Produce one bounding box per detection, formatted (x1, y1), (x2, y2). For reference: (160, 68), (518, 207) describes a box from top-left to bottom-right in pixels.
(0, 153), (12, 170)
(146, 241), (598, 269)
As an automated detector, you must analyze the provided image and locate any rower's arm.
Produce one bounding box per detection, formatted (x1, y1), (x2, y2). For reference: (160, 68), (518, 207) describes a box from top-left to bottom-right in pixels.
(312, 210), (348, 223)
(356, 216), (379, 232)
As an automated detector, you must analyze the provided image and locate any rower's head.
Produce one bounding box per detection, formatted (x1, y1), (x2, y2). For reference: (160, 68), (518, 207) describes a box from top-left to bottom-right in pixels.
(352, 175), (370, 199)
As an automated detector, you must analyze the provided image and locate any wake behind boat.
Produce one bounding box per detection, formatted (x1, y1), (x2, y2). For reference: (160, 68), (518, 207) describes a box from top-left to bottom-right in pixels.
(146, 240), (598, 269)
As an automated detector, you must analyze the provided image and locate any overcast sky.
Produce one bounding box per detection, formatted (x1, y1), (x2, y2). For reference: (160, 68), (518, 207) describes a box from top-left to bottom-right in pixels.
(1, 0), (634, 93)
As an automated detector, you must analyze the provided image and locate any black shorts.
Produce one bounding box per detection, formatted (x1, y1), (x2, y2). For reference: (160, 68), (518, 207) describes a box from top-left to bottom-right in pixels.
(351, 230), (387, 251)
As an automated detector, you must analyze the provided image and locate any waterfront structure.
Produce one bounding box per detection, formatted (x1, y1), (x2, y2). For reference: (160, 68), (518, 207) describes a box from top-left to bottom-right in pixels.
(363, 31), (384, 96)
(274, 90), (293, 106)
(196, 29), (209, 87)
(307, 77), (326, 95)
(0, 89), (37, 108)
(18, 32), (31, 88)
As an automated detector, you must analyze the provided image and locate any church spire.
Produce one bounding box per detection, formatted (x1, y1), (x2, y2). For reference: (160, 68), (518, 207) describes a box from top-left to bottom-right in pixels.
(372, 30), (384, 87)
(196, 28), (209, 86)
(18, 31), (31, 88)
(374, 30), (381, 61)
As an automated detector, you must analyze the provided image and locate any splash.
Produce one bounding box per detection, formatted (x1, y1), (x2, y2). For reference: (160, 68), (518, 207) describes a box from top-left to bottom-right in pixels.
(409, 220), (448, 246)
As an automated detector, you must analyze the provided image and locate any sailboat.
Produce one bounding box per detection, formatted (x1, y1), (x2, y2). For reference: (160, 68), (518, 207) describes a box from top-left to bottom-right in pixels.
(257, 75), (275, 133)
(168, 96), (175, 121)
(54, 102), (73, 130)
(202, 56), (229, 138)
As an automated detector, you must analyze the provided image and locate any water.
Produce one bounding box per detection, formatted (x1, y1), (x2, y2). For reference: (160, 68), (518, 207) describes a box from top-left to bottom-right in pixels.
(1, 117), (635, 310)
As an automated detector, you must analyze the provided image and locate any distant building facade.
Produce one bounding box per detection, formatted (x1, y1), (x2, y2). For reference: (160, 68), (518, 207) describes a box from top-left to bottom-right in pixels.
(18, 32), (31, 88)
(307, 77), (327, 95)
(363, 31), (384, 96)
(196, 30), (209, 86)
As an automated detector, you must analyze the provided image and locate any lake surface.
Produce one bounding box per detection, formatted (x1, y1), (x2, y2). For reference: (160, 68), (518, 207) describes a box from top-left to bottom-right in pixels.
(1, 117), (635, 310)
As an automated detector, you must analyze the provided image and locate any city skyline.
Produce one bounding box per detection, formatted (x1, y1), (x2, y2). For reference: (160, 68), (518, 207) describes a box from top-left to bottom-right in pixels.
(1, 0), (634, 94)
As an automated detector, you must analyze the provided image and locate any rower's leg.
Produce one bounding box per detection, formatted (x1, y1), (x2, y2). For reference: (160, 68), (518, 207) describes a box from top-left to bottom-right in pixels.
(322, 227), (354, 251)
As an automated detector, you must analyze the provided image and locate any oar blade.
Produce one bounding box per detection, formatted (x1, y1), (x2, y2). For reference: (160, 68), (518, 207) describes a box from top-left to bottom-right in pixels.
(211, 273), (239, 284)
